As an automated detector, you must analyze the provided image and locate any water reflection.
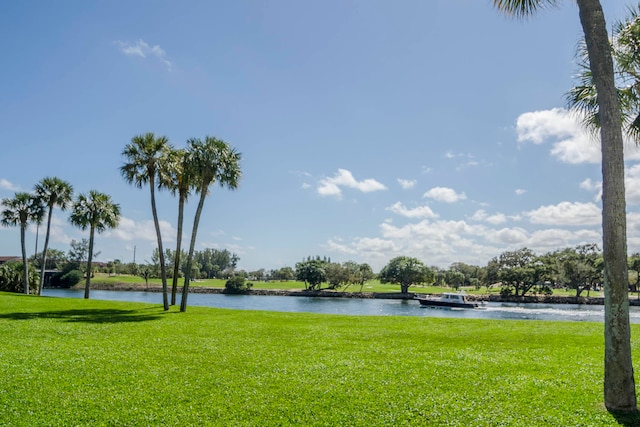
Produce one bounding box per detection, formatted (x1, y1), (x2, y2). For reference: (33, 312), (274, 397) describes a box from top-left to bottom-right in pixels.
(42, 288), (640, 323)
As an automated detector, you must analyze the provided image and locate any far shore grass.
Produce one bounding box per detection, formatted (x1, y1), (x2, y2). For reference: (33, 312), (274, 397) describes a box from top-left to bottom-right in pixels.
(1, 292), (639, 426)
(90, 273), (599, 297)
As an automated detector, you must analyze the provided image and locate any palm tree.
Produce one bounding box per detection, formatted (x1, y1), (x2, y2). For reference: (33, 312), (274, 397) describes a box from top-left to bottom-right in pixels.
(158, 148), (193, 306)
(1, 192), (44, 294)
(180, 136), (241, 312)
(121, 132), (171, 310)
(494, 0), (637, 412)
(69, 191), (120, 299)
(34, 177), (73, 295)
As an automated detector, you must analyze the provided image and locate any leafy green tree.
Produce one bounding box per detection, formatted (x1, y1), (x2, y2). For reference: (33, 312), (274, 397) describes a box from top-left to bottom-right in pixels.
(158, 147), (194, 305)
(554, 244), (602, 297)
(271, 266), (295, 281)
(1, 192), (45, 294)
(34, 177), (73, 295)
(295, 259), (327, 290)
(69, 191), (120, 299)
(494, 0), (637, 410)
(494, 248), (541, 297)
(121, 132), (171, 310)
(379, 256), (433, 294)
(30, 248), (67, 271)
(181, 136), (242, 312)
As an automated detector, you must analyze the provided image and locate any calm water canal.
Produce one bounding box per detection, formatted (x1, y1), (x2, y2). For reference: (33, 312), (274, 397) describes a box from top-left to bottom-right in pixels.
(42, 288), (640, 323)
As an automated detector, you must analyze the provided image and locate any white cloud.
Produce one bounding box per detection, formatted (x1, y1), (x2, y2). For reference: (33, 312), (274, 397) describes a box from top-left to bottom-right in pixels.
(386, 202), (437, 219)
(397, 178), (416, 189)
(515, 189), (527, 196)
(626, 164), (640, 205)
(423, 187), (467, 203)
(317, 169), (387, 198)
(516, 108), (599, 164)
(515, 108), (640, 164)
(0, 179), (18, 191)
(114, 39), (172, 70)
(524, 201), (601, 226)
(112, 217), (176, 242)
(471, 209), (508, 225)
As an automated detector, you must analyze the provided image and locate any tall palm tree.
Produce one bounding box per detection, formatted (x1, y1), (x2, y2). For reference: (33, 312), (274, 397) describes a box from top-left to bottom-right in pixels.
(158, 148), (193, 306)
(34, 177), (73, 295)
(494, 0), (637, 412)
(69, 191), (120, 299)
(1, 192), (44, 294)
(180, 136), (241, 312)
(121, 132), (171, 310)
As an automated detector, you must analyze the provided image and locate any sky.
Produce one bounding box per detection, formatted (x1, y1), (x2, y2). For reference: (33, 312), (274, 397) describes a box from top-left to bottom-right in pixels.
(1, 0), (638, 273)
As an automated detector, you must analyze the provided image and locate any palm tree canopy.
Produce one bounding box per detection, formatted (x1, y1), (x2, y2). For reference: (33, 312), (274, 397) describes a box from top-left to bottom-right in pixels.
(1, 192), (45, 227)
(120, 132), (171, 189)
(566, 6), (640, 142)
(493, 0), (558, 18)
(158, 148), (194, 200)
(187, 136), (242, 193)
(34, 176), (74, 211)
(69, 191), (121, 233)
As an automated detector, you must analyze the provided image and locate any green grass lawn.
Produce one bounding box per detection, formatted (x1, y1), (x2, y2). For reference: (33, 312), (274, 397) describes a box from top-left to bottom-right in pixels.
(91, 273), (602, 298)
(0, 292), (638, 426)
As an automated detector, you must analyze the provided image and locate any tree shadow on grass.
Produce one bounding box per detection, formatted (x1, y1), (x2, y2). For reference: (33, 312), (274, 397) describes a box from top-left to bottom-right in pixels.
(0, 308), (163, 324)
(610, 410), (640, 426)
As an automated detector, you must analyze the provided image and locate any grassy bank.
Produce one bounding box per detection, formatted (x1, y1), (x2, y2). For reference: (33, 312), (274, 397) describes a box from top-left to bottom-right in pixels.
(89, 273), (592, 297)
(1, 293), (637, 426)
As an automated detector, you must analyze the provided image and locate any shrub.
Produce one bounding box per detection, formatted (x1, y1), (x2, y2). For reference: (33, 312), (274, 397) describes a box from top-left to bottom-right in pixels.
(224, 276), (253, 294)
(0, 261), (38, 294)
(59, 270), (83, 288)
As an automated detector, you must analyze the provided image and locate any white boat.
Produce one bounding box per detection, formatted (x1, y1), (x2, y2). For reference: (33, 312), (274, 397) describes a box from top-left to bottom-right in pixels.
(414, 292), (478, 309)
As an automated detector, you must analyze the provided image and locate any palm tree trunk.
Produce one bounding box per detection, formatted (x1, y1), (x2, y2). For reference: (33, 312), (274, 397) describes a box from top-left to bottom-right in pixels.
(171, 192), (185, 306)
(577, 0), (637, 412)
(20, 224), (28, 294)
(150, 178), (169, 311)
(84, 225), (95, 299)
(180, 187), (207, 312)
(38, 206), (53, 296)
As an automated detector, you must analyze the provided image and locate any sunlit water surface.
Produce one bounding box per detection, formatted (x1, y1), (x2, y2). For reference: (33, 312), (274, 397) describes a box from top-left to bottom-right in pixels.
(42, 288), (640, 323)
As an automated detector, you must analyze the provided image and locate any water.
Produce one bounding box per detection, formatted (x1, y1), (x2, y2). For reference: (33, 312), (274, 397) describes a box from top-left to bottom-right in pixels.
(42, 288), (640, 323)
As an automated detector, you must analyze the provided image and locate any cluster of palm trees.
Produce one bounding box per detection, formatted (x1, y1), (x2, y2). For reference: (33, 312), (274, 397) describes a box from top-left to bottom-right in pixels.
(120, 132), (241, 312)
(0, 177), (120, 299)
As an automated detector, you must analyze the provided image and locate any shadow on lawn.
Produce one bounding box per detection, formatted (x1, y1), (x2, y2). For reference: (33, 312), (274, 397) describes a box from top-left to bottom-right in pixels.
(611, 410), (640, 426)
(0, 308), (162, 323)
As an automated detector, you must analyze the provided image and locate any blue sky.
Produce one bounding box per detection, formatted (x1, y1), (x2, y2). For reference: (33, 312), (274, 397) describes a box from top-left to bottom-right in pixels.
(1, 0), (637, 273)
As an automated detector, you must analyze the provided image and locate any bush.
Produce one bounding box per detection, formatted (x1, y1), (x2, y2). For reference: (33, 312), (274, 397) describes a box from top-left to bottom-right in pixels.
(0, 262), (39, 294)
(224, 276), (253, 294)
(59, 270), (83, 288)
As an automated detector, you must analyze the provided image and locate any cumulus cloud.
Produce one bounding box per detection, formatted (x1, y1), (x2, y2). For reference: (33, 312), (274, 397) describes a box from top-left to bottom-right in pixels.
(0, 179), (18, 191)
(114, 39), (172, 70)
(423, 187), (467, 203)
(471, 209), (508, 225)
(515, 189), (527, 196)
(515, 108), (640, 164)
(386, 202), (437, 219)
(112, 217), (176, 242)
(317, 169), (386, 198)
(524, 201), (601, 226)
(626, 164), (640, 205)
(397, 178), (416, 189)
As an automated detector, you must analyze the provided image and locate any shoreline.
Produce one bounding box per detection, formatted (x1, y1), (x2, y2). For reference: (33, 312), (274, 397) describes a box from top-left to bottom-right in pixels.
(64, 282), (640, 306)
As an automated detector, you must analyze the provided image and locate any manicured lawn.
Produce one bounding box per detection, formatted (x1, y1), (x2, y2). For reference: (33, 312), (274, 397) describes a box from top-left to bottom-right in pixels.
(0, 293), (638, 426)
(91, 273), (603, 298)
